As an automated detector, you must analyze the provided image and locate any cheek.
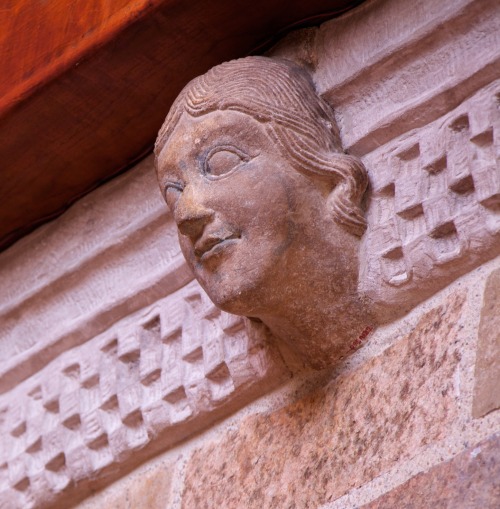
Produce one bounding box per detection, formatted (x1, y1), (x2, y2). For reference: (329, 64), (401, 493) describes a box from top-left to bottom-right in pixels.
(222, 173), (289, 219)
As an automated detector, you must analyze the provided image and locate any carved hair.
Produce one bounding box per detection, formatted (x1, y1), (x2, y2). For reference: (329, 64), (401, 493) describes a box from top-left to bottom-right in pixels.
(155, 56), (368, 236)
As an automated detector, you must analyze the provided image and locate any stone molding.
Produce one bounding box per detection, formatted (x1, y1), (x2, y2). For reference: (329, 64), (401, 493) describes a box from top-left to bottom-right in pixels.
(2, 0), (497, 390)
(268, 0), (500, 320)
(0, 281), (287, 508)
(0, 158), (192, 393)
(361, 80), (500, 317)
(314, 0), (500, 155)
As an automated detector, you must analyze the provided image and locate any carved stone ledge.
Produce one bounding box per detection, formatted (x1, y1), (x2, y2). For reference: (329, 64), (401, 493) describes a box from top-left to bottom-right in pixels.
(0, 281), (288, 508)
(361, 80), (500, 318)
(0, 158), (192, 393)
(314, 0), (500, 155)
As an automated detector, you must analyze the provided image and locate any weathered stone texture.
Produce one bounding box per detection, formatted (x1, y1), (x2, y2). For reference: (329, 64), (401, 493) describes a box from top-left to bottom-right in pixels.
(1, 1), (498, 507)
(182, 293), (465, 509)
(473, 268), (500, 418)
(315, 0), (500, 155)
(361, 80), (500, 321)
(0, 282), (287, 508)
(77, 459), (175, 509)
(362, 434), (500, 509)
(0, 156), (192, 393)
(155, 56), (372, 370)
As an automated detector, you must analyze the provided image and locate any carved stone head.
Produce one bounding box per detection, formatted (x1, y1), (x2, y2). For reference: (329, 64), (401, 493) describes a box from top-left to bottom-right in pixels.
(155, 56), (372, 368)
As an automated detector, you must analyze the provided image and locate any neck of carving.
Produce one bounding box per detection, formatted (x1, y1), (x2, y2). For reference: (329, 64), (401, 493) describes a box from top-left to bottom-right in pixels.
(254, 232), (375, 369)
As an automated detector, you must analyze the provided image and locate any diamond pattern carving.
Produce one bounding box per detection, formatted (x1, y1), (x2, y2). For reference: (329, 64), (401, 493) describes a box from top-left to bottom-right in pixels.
(363, 80), (500, 313)
(0, 282), (286, 508)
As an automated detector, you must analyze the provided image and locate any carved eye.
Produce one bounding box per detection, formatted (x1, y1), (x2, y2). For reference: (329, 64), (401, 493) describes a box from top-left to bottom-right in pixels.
(204, 146), (249, 179)
(164, 182), (183, 210)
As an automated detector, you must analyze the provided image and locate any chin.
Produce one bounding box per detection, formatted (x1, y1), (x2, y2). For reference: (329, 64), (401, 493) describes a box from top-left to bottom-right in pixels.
(192, 250), (278, 316)
(205, 288), (254, 316)
(200, 277), (264, 317)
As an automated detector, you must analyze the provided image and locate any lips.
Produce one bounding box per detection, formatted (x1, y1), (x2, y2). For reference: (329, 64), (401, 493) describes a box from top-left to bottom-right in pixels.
(194, 231), (240, 259)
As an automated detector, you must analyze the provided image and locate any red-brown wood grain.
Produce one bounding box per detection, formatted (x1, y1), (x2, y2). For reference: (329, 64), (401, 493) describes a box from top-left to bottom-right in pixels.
(0, 0), (164, 115)
(0, 0), (361, 251)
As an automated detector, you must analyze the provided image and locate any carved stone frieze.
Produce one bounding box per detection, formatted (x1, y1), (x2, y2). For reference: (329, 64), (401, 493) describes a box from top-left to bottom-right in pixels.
(1, 1), (499, 506)
(312, 0), (500, 155)
(361, 80), (500, 318)
(0, 159), (192, 394)
(0, 281), (287, 508)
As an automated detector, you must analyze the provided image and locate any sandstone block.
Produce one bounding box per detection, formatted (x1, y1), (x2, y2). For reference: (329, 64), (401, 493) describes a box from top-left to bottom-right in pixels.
(472, 268), (500, 418)
(77, 460), (175, 509)
(182, 293), (465, 509)
(362, 434), (500, 508)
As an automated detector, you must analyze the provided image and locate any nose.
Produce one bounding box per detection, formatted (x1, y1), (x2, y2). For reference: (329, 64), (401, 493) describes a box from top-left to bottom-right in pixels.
(174, 186), (214, 240)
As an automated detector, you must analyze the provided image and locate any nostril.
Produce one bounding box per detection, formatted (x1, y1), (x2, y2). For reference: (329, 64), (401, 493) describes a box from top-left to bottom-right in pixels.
(178, 217), (202, 238)
(174, 188), (214, 239)
(176, 210), (213, 239)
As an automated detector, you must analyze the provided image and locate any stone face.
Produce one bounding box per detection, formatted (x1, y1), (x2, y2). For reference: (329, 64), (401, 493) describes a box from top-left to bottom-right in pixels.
(362, 434), (500, 509)
(154, 34), (500, 364)
(182, 293), (465, 509)
(155, 56), (373, 369)
(473, 268), (500, 418)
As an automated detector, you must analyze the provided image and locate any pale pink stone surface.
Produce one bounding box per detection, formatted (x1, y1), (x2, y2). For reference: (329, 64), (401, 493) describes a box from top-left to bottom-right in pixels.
(182, 293), (465, 509)
(362, 434), (500, 509)
(473, 268), (500, 418)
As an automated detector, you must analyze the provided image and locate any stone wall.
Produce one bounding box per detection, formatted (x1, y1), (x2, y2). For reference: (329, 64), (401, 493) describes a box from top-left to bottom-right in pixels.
(71, 260), (500, 509)
(75, 260), (500, 508)
(1, 0), (499, 507)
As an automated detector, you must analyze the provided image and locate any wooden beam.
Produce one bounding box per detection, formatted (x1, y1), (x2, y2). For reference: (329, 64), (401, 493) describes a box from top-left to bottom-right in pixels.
(0, 0), (361, 250)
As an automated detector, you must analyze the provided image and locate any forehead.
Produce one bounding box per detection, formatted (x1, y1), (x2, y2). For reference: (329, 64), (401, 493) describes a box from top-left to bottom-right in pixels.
(157, 109), (266, 173)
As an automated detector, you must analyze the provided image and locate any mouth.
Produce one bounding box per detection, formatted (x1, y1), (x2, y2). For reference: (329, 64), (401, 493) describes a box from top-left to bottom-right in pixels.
(194, 232), (240, 260)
